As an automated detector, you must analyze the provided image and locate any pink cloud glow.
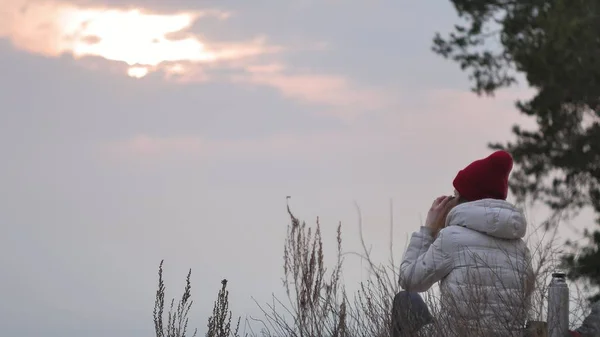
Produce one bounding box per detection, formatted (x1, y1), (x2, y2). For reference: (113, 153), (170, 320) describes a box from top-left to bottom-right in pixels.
(0, 0), (276, 78)
(237, 65), (389, 110)
(103, 88), (538, 162)
(0, 0), (391, 110)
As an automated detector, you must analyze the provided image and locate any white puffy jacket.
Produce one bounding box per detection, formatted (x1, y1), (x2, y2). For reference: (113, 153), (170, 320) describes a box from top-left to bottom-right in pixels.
(399, 199), (533, 336)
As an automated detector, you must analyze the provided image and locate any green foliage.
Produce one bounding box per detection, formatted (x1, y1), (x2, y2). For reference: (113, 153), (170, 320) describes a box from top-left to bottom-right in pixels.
(433, 0), (600, 300)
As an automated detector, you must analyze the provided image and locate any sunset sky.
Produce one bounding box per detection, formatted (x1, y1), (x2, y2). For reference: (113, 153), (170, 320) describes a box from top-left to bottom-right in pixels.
(0, 0), (590, 336)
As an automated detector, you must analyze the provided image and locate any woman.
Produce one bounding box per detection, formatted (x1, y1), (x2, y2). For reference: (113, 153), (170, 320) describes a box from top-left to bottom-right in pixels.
(392, 150), (534, 337)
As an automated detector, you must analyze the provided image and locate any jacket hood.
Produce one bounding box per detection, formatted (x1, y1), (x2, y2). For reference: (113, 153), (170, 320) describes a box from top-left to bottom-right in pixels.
(445, 198), (527, 239)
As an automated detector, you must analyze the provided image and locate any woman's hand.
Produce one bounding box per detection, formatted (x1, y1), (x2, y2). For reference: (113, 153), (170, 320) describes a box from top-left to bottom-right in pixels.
(425, 196), (457, 236)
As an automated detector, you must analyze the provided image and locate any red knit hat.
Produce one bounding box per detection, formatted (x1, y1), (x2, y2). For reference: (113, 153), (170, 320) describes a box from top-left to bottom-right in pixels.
(452, 150), (513, 201)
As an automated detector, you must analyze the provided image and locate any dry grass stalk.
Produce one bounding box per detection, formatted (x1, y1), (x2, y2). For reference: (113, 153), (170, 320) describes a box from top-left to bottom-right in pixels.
(206, 279), (241, 337)
(153, 260), (197, 337)
(153, 261), (241, 337)
(253, 202), (347, 337)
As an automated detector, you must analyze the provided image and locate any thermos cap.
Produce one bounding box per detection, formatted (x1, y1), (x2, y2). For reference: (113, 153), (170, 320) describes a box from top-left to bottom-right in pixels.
(552, 272), (566, 278)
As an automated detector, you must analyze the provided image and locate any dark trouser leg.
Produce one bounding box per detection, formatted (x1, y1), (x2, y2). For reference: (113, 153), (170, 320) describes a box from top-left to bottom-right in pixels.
(391, 291), (433, 337)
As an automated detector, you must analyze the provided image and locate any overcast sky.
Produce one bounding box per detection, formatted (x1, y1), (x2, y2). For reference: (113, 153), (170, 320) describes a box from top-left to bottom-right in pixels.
(0, 1), (591, 336)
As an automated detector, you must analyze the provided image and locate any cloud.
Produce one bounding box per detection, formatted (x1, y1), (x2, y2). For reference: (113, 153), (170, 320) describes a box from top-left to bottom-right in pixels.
(106, 134), (206, 157)
(0, 0), (391, 111)
(235, 63), (389, 111)
(101, 87), (538, 163)
(420, 87), (538, 133)
(0, 0), (275, 78)
(103, 131), (355, 161)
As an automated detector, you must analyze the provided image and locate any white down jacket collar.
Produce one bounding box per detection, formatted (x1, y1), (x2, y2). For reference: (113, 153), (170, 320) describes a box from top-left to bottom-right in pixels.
(445, 198), (527, 240)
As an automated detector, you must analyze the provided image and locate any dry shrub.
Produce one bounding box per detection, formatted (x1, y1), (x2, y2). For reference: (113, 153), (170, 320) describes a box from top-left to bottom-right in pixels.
(252, 202), (400, 337)
(153, 261), (242, 337)
(256, 202), (593, 337)
(525, 221), (590, 329)
(154, 260), (197, 337)
(206, 279), (241, 337)
(251, 203), (347, 337)
(153, 202), (596, 337)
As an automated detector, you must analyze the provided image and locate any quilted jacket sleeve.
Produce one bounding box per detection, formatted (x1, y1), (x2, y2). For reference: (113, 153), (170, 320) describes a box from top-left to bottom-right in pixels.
(399, 226), (454, 292)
